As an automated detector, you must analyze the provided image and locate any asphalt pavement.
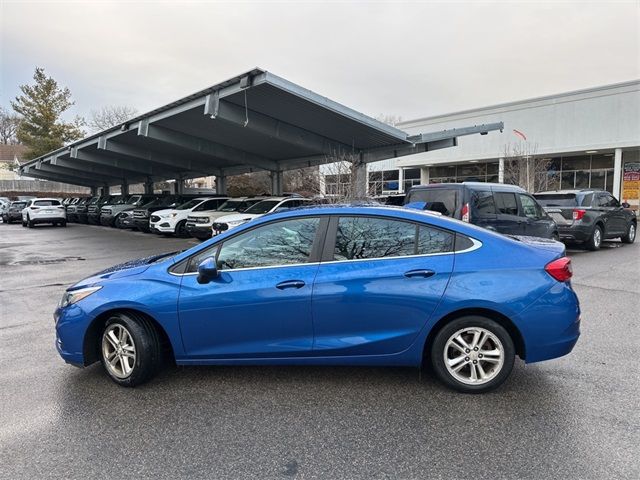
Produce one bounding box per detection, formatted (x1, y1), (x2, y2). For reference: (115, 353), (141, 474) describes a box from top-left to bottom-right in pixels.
(0, 222), (638, 479)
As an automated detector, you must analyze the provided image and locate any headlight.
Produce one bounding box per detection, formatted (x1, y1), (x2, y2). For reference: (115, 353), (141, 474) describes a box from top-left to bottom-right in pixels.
(59, 286), (102, 308)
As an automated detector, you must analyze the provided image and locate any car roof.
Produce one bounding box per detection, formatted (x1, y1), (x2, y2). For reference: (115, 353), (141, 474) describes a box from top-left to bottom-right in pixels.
(534, 189), (605, 195)
(410, 182), (526, 192)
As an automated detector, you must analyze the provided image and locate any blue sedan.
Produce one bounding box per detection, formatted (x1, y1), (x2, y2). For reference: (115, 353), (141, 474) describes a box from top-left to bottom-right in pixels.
(55, 206), (580, 393)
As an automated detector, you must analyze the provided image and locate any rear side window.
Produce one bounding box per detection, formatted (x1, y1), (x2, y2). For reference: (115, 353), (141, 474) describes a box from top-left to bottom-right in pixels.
(471, 190), (496, 216)
(333, 216), (454, 261)
(406, 189), (457, 217)
(494, 192), (518, 215)
(34, 200), (61, 206)
(417, 226), (454, 254)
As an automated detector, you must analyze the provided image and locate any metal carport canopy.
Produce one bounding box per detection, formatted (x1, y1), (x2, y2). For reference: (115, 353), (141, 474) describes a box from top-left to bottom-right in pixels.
(18, 68), (503, 194)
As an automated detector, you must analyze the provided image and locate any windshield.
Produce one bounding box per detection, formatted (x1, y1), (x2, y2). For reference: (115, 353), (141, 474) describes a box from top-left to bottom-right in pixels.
(176, 199), (203, 210)
(244, 200), (280, 214)
(127, 195), (141, 204)
(217, 200), (245, 212)
(534, 193), (592, 207)
(113, 196), (129, 205)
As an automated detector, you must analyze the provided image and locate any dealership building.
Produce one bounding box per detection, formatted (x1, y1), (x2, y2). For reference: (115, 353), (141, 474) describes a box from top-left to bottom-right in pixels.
(323, 80), (640, 206)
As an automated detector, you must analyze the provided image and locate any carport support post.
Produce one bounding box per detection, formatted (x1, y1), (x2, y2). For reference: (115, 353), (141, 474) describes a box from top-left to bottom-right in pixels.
(144, 178), (154, 194)
(215, 175), (227, 195)
(270, 171), (284, 196)
(90, 186), (98, 196)
(174, 177), (184, 195)
(352, 152), (367, 200)
(121, 181), (129, 196)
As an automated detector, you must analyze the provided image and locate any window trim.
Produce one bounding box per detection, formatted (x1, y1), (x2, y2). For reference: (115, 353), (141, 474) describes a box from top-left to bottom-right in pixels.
(321, 214), (468, 263)
(169, 215), (329, 276)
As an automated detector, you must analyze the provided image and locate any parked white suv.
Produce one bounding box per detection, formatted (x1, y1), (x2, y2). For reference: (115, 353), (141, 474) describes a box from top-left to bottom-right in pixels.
(149, 197), (228, 236)
(185, 196), (266, 240)
(22, 198), (67, 228)
(212, 196), (313, 235)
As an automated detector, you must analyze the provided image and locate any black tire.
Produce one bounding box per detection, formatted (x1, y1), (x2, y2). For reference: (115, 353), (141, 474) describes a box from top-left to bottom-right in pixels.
(175, 220), (187, 237)
(551, 232), (559, 241)
(99, 312), (163, 387)
(621, 222), (636, 244)
(586, 224), (603, 251)
(22, 219), (27, 227)
(27, 217), (34, 228)
(430, 316), (515, 393)
(61, 220), (67, 227)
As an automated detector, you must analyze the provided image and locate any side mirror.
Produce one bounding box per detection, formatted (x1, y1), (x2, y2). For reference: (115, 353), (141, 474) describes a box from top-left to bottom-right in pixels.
(621, 202), (631, 209)
(196, 257), (218, 284)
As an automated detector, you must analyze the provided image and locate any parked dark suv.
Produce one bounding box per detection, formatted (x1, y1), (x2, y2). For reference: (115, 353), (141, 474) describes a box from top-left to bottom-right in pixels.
(2, 200), (28, 224)
(405, 182), (558, 238)
(534, 189), (637, 250)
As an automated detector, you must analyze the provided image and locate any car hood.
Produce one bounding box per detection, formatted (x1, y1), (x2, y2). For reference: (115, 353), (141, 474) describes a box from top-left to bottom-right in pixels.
(216, 213), (260, 223)
(153, 208), (175, 217)
(69, 251), (178, 290)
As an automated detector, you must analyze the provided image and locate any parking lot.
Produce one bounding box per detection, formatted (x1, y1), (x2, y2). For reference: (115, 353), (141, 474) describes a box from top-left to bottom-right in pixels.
(0, 222), (638, 479)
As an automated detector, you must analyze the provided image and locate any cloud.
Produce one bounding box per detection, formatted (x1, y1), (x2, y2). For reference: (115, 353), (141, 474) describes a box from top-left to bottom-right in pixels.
(1, 0), (638, 123)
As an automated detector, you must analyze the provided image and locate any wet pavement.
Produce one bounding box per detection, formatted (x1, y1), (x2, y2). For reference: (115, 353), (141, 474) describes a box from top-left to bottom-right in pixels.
(0, 222), (638, 479)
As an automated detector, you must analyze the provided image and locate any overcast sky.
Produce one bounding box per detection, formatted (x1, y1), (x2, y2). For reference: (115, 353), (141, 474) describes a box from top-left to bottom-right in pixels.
(1, 0), (638, 125)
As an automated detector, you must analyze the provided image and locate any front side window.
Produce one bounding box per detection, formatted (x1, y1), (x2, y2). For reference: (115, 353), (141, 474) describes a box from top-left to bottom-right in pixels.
(518, 194), (539, 218)
(186, 217), (320, 273)
(494, 192), (518, 215)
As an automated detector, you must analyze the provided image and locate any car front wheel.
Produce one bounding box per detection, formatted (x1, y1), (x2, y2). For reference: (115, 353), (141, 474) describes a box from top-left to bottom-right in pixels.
(430, 316), (515, 393)
(100, 312), (163, 387)
(621, 222), (636, 244)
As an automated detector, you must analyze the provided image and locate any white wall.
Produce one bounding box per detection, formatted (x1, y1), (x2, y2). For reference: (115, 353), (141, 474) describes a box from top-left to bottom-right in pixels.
(396, 80), (640, 167)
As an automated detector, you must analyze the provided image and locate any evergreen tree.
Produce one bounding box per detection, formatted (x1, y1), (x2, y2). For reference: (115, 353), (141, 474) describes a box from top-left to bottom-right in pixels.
(11, 67), (84, 160)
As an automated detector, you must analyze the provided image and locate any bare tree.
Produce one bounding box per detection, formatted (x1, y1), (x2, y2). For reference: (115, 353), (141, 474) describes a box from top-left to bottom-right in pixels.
(503, 142), (556, 192)
(88, 105), (138, 132)
(0, 107), (21, 144)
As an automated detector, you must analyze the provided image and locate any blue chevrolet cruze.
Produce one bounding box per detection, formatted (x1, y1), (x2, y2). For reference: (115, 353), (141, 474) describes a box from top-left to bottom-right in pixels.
(55, 205), (580, 393)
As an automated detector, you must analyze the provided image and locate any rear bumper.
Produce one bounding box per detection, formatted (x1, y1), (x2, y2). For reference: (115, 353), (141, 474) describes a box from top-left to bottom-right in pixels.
(516, 281), (581, 363)
(558, 224), (592, 242)
(29, 216), (66, 224)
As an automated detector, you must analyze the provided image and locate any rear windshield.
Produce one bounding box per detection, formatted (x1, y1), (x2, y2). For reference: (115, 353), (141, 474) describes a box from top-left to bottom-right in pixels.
(406, 188), (458, 217)
(11, 202), (26, 208)
(534, 193), (592, 207)
(34, 200), (61, 206)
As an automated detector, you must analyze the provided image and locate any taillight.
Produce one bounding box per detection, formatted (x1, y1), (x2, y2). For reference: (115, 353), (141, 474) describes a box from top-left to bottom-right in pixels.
(572, 209), (586, 221)
(545, 257), (572, 282)
(461, 203), (470, 222)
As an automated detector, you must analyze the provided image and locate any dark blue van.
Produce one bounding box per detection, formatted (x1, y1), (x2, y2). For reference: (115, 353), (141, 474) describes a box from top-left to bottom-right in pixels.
(405, 182), (558, 238)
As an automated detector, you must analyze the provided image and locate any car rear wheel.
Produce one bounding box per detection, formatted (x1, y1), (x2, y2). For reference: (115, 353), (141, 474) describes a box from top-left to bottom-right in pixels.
(27, 217), (34, 228)
(621, 222), (636, 244)
(586, 225), (603, 251)
(431, 316), (515, 393)
(100, 312), (163, 387)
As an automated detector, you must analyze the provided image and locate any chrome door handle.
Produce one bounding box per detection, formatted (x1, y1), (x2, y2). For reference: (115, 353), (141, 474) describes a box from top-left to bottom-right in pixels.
(276, 280), (306, 289)
(404, 269), (436, 278)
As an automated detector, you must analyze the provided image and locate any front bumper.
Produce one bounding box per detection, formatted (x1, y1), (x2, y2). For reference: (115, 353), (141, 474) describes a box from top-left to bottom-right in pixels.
(133, 218), (151, 231)
(100, 214), (115, 226)
(186, 223), (212, 239)
(149, 220), (176, 233)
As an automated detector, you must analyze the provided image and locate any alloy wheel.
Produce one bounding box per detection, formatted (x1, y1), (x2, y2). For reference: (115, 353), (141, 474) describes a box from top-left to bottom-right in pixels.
(593, 228), (602, 248)
(102, 323), (137, 379)
(629, 224), (636, 242)
(443, 327), (504, 385)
